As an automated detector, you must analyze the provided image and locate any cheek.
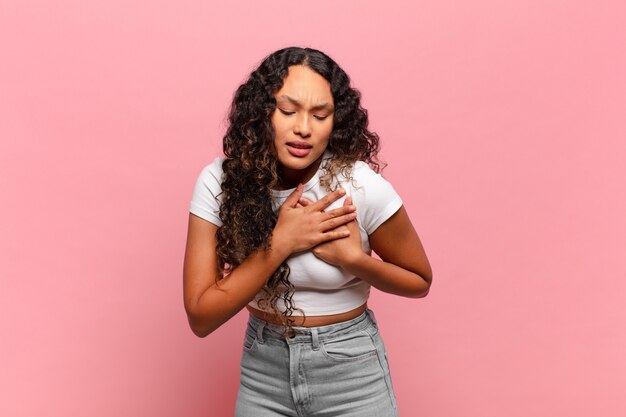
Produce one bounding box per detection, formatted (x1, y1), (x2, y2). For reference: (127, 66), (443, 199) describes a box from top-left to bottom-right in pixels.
(324, 117), (334, 135)
(271, 115), (289, 136)
(322, 123), (333, 140)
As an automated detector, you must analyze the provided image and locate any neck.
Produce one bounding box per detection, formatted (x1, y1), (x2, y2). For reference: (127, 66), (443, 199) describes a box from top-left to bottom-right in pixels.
(277, 156), (324, 190)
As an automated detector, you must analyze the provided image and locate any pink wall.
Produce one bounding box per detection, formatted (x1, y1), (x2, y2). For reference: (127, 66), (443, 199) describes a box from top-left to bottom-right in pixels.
(1, 1), (625, 416)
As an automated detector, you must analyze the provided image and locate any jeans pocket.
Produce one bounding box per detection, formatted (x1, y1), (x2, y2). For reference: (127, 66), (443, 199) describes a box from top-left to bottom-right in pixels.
(242, 326), (258, 353)
(320, 330), (378, 361)
(372, 332), (398, 411)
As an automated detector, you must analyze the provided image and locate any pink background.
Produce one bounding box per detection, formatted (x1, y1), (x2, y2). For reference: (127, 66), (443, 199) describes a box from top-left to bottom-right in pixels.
(1, 1), (625, 416)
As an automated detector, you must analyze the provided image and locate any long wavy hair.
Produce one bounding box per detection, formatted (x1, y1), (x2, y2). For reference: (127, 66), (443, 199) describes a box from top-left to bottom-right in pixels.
(214, 46), (384, 336)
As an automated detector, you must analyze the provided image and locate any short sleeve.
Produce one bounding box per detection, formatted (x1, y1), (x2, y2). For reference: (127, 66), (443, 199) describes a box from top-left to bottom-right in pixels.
(189, 156), (225, 226)
(350, 161), (403, 235)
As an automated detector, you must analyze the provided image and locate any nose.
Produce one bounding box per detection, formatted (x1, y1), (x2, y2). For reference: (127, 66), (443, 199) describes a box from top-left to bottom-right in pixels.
(293, 113), (312, 137)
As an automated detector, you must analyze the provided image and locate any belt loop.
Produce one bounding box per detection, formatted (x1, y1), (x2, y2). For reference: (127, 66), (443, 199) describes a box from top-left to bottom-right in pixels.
(311, 328), (320, 350)
(366, 308), (378, 327)
(256, 320), (266, 344)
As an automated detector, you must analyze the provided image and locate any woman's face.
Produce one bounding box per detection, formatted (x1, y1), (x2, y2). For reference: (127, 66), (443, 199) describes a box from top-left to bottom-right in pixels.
(271, 65), (334, 187)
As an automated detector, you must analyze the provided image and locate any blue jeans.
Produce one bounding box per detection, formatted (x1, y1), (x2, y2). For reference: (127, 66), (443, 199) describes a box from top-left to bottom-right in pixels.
(235, 308), (399, 416)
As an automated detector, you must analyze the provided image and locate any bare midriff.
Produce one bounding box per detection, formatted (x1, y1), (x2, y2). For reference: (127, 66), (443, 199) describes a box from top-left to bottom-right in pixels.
(246, 302), (368, 327)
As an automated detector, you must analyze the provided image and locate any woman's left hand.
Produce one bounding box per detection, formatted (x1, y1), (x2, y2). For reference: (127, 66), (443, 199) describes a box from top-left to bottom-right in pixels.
(298, 195), (365, 268)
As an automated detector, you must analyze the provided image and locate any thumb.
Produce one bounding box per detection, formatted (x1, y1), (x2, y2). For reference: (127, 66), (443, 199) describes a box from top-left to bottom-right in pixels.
(283, 183), (304, 208)
(343, 195), (352, 206)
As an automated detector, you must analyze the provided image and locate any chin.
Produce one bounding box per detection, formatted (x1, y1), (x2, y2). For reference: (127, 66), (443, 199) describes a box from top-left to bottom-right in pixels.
(279, 157), (315, 172)
(279, 151), (323, 170)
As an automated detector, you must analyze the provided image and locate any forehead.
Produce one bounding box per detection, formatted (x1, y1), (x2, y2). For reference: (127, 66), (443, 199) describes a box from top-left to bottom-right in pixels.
(275, 65), (333, 102)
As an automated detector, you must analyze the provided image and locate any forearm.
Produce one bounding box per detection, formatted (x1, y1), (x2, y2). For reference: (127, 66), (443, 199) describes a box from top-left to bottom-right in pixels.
(190, 239), (291, 337)
(342, 252), (430, 298)
(185, 186), (357, 338)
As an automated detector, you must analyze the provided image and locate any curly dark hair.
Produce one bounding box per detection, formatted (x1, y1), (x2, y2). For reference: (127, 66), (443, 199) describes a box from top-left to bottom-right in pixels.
(214, 46), (384, 336)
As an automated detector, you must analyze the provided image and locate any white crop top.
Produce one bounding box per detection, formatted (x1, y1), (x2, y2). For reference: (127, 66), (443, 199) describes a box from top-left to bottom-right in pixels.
(188, 151), (403, 316)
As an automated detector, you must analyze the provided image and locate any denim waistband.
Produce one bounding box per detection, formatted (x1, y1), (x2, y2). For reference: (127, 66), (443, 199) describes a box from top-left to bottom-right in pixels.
(247, 308), (379, 344)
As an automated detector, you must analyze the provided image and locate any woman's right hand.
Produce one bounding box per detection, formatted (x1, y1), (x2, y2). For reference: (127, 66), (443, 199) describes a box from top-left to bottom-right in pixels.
(271, 184), (357, 255)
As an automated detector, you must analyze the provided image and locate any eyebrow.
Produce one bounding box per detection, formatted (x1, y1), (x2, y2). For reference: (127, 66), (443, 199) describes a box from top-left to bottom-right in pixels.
(277, 95), (334, 111)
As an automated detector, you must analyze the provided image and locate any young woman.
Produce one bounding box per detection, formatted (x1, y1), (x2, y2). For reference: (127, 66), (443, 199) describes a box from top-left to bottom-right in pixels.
(183, 46), (432, 417)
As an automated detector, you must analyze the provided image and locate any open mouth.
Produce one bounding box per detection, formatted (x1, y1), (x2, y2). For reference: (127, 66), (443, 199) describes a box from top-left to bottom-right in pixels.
(286, 142), (313, 157)
(286, 141), (313, 149)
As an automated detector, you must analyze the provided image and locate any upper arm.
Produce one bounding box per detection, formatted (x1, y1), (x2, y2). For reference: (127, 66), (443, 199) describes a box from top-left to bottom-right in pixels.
(189, 157), (224, 227)
(351, 161), (403, 235)
(368, 205), (433, 285)
(184, 156), (225, 316)
(183, 213), (221, 317)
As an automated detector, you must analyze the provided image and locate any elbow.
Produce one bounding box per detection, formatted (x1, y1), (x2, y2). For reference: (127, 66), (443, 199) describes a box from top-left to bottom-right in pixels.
(187, 315), (215, 338)
(411, 272), (432, 299)
(184, 286), (232, 338)
(192, 328), (211, 339)
(410, 285), (430, 299)
(188, 318), (208, 338)
(185, 303), (215, 338)
(416, 285), (430, 298)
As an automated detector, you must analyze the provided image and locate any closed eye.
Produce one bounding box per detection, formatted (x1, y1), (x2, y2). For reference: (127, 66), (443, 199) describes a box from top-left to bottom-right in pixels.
(279, 108), (329, 121)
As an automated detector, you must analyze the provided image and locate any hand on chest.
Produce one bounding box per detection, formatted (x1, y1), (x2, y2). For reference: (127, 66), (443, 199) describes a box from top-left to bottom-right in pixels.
(273, 188), (371, 290)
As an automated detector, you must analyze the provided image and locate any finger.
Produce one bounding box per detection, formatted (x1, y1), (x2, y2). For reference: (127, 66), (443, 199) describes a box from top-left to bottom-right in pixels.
(320, 211), (358, 232)
(283, 183), (304, 208)
(346, 215), (360, 230)
(318, 228), (350, 243)
(324, 203), (356, 219)
(309, 188), (346, 211)
(343, 195), (352, 207)
(298, 196), (313, 206)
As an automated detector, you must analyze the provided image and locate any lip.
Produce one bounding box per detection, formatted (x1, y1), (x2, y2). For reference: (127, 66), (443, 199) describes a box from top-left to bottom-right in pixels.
(286, 140), (313, 149)
(286, 141), (313, 157)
